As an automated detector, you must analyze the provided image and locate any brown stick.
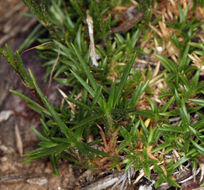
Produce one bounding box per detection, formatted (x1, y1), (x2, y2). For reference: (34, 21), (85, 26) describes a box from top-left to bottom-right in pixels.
(112, 12), (143, 33)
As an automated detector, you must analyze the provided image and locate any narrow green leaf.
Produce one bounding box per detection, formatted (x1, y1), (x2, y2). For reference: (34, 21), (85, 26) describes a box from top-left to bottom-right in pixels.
(84, 143), (109, 157)
(180, 99), (190, 124)
(117, 141), (129, 153)
(32, 128), (50, 142)
(191, 70), (200, 87)
(71, 113), (104, 131)
(51, 154), (60, 176)
(40, 118), (50, 135)
(147, 127), (154, 145)
(179, 44), (190, 70)
(152, 143), (171, 153)
(66, 97), (92, 111)
(130, 80), (149, 107)
(24, 143), (69, 159)
(191, 140), (204, 155)
(70, 70), (95, 97)
(146, 97), (157, 113)
(172, 156), (189, 170)
(190, 99), (204, 106)
(155, 54), (177, 73)
(72, 44), (97, 91)
(10, 90), (50, 116)
(51, 137), (71, 144)
(16, 51), (33, 88)
(39, 141), (58, 148)
(0, 47), (7, 60)
(107, 83), (116, 109)
(115, 33), (124, 44)
(159, 124), (184, 133)
(70, 0), (84, 18)
(18, 24), (44, 52)
(91, 85), (103, 106)
(28, 70), (77, 143)
(188, 126), (203, 141)
(75, 25), (82, 52)
(192, 119), (204, 130)
(161, 96), (175, 112)
(113, 54), (136, 107)
(130, 29), (140, 48)
(5, 44), (15, 68)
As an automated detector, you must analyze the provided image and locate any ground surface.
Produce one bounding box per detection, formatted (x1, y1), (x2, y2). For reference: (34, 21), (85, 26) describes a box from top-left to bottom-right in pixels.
(0, 1), (80, 189)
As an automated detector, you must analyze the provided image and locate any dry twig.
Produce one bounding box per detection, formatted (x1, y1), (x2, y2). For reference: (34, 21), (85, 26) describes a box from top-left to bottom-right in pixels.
(86, 11), (99, 67)
(15, 124), (23, 156)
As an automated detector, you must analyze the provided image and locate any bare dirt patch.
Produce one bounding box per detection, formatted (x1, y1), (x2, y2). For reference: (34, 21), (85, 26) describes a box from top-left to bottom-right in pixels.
(0, 1), (80, 189)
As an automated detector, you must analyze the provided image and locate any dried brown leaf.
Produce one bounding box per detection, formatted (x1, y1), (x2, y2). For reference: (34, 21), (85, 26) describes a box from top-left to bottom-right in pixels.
(15, 124), (23, 156)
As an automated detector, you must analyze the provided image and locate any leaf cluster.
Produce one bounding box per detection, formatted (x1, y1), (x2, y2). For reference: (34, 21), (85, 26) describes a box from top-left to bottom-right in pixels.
(0, 0), (204, 188)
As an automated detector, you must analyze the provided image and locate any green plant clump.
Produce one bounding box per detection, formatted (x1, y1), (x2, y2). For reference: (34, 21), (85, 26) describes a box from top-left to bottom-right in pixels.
(0, 0), (204, 188)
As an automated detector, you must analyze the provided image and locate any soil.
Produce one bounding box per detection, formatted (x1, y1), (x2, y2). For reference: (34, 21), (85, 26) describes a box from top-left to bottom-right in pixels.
(0, 1), (80, 189)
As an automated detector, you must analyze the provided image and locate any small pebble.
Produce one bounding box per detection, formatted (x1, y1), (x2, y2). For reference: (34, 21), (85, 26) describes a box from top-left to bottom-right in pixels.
(1, 156), (8, 162)
(156, 46), (163, 53)
(27, 177), (48, 186)
(0, 145), (8, 152)
(139, 184), (153, 190)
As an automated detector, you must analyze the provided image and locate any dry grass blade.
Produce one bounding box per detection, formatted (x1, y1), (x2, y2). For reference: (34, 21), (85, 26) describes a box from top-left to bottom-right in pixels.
(86, 11), (98, 67)
(15, 124), (23, 156)
(48, 46), (60, 90)
(58, 88), (76, 114)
